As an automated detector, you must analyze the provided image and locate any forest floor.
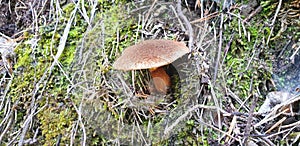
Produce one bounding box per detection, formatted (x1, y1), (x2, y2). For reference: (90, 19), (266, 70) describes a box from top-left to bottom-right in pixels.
(0, 0), (299, 145)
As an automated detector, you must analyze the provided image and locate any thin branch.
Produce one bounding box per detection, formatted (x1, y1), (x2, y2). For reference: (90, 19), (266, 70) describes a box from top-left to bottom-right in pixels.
(266, 0), (282, 45)
(213, 3), (224, 82)
(164, 104), (228, 136)
(243, 94), (258, 143)
(176, 0), (194, 51)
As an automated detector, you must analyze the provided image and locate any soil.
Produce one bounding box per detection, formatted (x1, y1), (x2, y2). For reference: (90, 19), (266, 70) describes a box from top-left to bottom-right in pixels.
(0, 0), (50, 37)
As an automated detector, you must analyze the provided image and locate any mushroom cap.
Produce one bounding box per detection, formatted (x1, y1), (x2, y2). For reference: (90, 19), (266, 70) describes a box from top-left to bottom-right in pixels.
(113, 39), (189, 71)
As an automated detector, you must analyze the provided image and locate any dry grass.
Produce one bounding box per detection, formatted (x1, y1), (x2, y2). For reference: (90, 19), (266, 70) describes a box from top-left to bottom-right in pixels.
(0, 0), (299, 145)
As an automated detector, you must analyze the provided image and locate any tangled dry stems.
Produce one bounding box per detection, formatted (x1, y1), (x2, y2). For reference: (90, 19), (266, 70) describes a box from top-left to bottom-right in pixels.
(0, 0), (299, 145)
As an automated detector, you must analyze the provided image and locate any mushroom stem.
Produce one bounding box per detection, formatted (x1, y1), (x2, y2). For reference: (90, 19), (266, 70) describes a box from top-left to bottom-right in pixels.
(149, 67), (171, 94)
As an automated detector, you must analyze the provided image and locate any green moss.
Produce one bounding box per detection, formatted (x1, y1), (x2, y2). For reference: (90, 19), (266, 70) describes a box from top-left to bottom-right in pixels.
(221, 9), (272, 100)
(14, 44), (33, 69)
(37, 102), (76, 145)
(156, 120), (210, 145)
(62, 0), (137, 144)
(8, 0), (293, 144)
(8, 1), (93, 144)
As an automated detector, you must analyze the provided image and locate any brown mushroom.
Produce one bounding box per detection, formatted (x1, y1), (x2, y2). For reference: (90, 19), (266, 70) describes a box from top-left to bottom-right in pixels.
(113, 39), (189, 94)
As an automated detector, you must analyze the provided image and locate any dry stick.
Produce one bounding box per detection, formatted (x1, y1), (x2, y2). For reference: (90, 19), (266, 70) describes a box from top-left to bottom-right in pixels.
(163, 104), (229, 135)
(253, 129), (275, 146)
(134, 118), (148, 145)
(289, 45), (300, 62)
(227, 88), (250, 112)
(265, 116), (287, 134)
(80, 0), (91, 27)
(282, 127), (298, 144)
(71, 101), (87, 146)
(191, 11), (219, 24)
(213, 7), (224, 82)
(36, 0), (50, 18)
(243, 94), (258, 144)
(0, 32), (12, 40)
(70, 118), (79, 145)
(255, 94), (300, 128)
(281, 119), (300, 129)
(243, 6), (262, 23)
(0, 109), (13, 142)
(176, 0), (194, 51)
(209, 80), (222, 139)
(266, 0), (282, 45)
(18, 102), (38, 146)
(225, 115), (237, 142)
(221, 34), (234, 67)
(144, 0), (157, 22)
(170, 5), (185, 32)
(278, 38), (292, 57)
(0, 92), (11, 123)
(0, 74), (13, 111)
(266, 127), (294, 139)
(89, 0), (98, 26)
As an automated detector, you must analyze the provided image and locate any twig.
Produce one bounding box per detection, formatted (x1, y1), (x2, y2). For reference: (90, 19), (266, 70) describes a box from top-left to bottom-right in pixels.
(164, 104), (228, 136)
(277, 37), (292, 57)
(253, 129), (275, 146)
(144, 0), (157, 22)
(134, 118), (148, 145)
(79, 0), (91, 27)
(254, 94), (300, 128)
(265, 116), (287, 133)
(191, 11), (220, 24)
(88, 0), (98, 27)
(281, 119), (300, 129)
(0, 75), (13, 111)
(210, 80), (222, 138)
(0, 110), (13, 142)
(243, 6), (262, 23)
(266, 0), (282, 45)
(227, 88), (250, 111)
(243, 94), (258, 143)
(176, 0), (194, 51)
(289, 45), (300, 63)
(221, 34), (234, 66)
(52, 7), (77, 69)
(18, 104), (38, 146)
(71, 101), (87, 146)
(213, 3), (224, 82)
(266, 127), (294, 139)
(224, 115), (237, 142)
(170, 5), (185, 32)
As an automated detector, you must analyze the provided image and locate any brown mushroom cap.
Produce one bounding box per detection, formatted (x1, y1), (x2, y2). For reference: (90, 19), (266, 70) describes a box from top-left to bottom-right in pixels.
(113, 39), (189, 71)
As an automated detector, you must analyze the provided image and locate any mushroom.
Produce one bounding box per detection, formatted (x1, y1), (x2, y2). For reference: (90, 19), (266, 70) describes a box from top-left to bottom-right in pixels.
(113, 39), (189, 94)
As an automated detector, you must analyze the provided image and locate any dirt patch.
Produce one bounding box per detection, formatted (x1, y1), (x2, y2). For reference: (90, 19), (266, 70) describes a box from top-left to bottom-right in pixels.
(0, 0), (50, 37)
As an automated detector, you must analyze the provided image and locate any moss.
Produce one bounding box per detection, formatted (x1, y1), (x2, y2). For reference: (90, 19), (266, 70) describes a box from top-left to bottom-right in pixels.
(220, 11), (272, 100)
(8, 0), (296, 144)
(8, 1), (93, 144)
(64, 0), (138, 144)
(156, 120), (211, 145)
(37, 101), (77, 145)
